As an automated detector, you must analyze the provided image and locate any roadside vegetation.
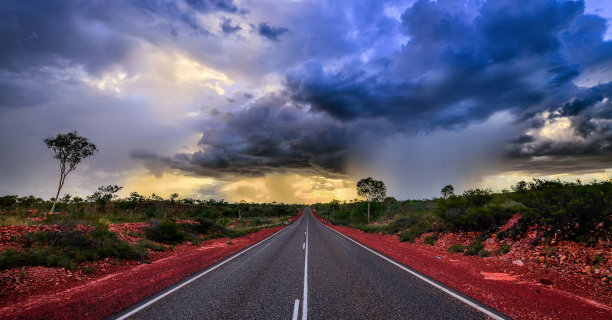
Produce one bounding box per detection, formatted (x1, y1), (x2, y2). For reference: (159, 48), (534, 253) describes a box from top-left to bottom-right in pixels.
(0, 131), (301, 271)
(0, 192), (301, 270)
(312, 179), (611, 251)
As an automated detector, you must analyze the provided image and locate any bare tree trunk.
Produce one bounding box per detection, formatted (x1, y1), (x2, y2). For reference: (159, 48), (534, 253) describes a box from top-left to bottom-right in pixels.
(49, 174), (64, 214)
(367, 201), (370, 223)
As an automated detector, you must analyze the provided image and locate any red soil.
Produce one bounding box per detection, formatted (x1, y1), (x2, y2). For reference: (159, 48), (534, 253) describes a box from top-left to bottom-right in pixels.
(0, 224), (287, 320)
(311, 210), (612, 320)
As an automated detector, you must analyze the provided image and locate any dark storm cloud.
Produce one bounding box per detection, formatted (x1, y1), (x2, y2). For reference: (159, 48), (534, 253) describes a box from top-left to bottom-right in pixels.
(0, 1), (132, 75)
(505, 81), (612, 174)
(2, 0), (612, 199)
(134, 94), (389, 178)
(220, 18), (241, 34)
(142, 0), (612, 180)
(257, 23), (289, 41)
(0, 0), (248, 79)
(282, 0), (612, 176)
(287, 0), (599, 129)
(184, 0), (240, 13)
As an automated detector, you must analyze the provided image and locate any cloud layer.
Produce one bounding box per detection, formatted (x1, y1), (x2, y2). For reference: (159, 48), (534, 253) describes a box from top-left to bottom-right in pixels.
(0, 0), (611, 200)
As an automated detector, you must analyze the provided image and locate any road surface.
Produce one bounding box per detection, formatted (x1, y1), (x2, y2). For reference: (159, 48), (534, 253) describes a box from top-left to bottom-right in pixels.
(112, 208), (508, 320)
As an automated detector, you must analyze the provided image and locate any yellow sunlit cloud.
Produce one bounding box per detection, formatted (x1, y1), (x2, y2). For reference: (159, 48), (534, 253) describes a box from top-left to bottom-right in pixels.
(481, 169), (612, 192)
(83, 71), (131, 94)
(122, 171), (217, 200)
(220, 173), (358, 204)
(173, 54), (233, 93)
(121, 170), (358, 204)
(82, 46), (236, 122)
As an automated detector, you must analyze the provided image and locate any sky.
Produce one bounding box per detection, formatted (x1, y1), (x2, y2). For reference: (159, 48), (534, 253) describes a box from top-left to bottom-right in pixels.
(0, 0), (611, 203)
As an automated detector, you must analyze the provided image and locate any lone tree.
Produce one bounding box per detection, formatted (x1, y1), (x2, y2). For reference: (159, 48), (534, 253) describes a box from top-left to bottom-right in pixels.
(87, 185), (122, 212)
(441, 185), (455, 199)
(236, 200), (249, 221)
(44, 131), (97, 214)
(356, 177), (386, 223)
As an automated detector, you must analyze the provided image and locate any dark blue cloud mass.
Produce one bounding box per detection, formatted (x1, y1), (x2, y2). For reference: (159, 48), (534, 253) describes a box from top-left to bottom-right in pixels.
(275, 0), (612, 175)
(1, 0), (611, 196)
(288, 0), (608, 128)
(257, 23), (289, 41)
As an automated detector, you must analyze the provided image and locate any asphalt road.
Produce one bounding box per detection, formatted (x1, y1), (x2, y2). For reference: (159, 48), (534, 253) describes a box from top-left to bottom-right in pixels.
(112, 208), (508, 320)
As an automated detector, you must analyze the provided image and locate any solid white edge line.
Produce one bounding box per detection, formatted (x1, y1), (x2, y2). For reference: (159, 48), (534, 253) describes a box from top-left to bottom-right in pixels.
(292, 299), (300, 320)
(302, 212), (309, 320)
(318, 220), (506, 320)
(114, 212), (306, 320)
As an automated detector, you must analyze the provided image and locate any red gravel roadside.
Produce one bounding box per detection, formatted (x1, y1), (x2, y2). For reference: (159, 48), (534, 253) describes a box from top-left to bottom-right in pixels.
(0, 225), (287, 320)
(311, 210), (612, 320)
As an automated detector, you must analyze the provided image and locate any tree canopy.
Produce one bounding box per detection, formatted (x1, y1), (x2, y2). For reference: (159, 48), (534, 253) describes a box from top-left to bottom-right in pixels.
(356, 177), (386, 222)
(45, 131), (97, 214)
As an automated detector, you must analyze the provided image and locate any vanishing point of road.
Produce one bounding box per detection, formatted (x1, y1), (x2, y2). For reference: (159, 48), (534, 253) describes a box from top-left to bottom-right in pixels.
(112, 208), (509, 320)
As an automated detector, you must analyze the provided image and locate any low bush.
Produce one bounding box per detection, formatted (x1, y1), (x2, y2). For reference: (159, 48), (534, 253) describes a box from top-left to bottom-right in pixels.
(218, 217), (229, 226)
(146, 220), (185, 244)
(510, 179), (611, 241)
(424, 234), (438, 245)
(81, 266), (95, 274)
(358, 225), (389, 233)
(497, 244), (511, 255)
(137, 239), (168, 252)
(0, 225), (147, 270)
(465, 239), (485, 256)
(399, 227), (426, 243)
(436, 189), (514, 232)
(398, 230), (416, 242)
(477, 249), (490, 257)
(142, 203), (164, 219)
(448, 244), (466, 253)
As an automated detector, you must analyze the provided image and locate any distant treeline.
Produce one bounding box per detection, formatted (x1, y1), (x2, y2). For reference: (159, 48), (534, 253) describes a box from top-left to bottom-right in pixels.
(0, 187), (303, 225)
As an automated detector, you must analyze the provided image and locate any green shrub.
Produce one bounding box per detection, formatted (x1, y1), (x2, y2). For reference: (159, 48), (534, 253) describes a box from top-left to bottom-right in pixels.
(142, 203), (164, 219)
(358, 225), (388, 233)
(497, 244), (511, 255)
(477, 249), (490, 257)
(448, 244), (466, 253)
(435, 189), (514, 232)
(591, 254), (606, 268)
(510, 179), (611, 240)
(218, 217), (229, 226)
(398, 228), (422, 243)
(0, 225), (147, 270)
(146, 220), (185, 244)
(424, 234), (438, 245)
(137, 239), (168, 252)
(199, 208), (214, 219)
(465, 239), (485, 256)
(226, 227), (256, 238)
(0, 249), (25, 269)
(81, 266), (95, 274)
(350, 201), (382, 224)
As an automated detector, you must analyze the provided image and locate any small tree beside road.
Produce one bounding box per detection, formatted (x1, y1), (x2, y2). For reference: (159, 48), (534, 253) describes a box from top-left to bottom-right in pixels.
(44, 131), (97, 214)
(356, 177), (387, 223)
(441, 185), (455, 199)
(88, 185), (122, 212)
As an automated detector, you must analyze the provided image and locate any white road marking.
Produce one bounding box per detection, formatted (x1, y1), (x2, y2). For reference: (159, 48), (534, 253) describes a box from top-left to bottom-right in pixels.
(319, 221), (506, 320)
(303, 242), (305, 250)
(292, 299), (300, 320)
(114, 219), (300, 320)
(302, 213), (309, 320)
